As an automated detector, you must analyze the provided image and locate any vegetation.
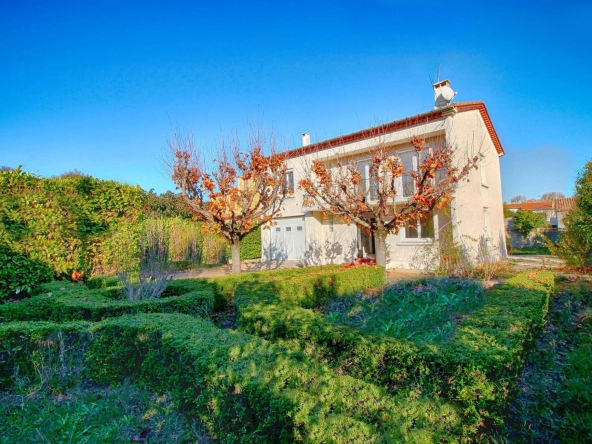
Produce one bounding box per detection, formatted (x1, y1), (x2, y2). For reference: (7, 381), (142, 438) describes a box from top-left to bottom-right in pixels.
(502, 277), (592, 442)
(508, 246), (551, 255)
(0, 167), (144, 288)
(1, 381), (209, 443)
(325, 278), (485, 342)
(512, 209), (547, 234)
(0, 245), (53, 299)
(3, 261), (584, 442)
(0, 280), (214, 322)
(551, 160), (592, 271)
(235, 270), (555, 439)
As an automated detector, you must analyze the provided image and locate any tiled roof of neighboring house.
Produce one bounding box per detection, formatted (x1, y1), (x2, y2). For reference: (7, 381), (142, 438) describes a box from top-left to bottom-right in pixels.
(554, 197), (576, 213)
(285, 101), (504, 159)
(506, 201), (554, 211)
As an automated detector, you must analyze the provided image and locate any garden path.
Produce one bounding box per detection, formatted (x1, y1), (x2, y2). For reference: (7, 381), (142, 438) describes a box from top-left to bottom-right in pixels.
(508, 254), (565, 271)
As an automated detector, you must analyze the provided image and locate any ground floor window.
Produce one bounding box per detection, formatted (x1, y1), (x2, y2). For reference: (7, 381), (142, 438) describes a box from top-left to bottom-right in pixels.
(404, 213), (435, 239)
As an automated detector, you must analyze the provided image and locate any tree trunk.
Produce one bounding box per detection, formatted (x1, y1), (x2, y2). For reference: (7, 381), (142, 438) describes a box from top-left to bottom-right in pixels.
(231, 240), (241, 274)
(374, 229), (388, 268)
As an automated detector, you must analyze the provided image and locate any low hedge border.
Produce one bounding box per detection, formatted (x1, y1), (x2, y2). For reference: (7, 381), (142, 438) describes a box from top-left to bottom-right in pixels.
(0, 282), (214, 322)
(1, 314), (464, 443)
(234, 270), (556, 437)
(163, 264), (384, 312)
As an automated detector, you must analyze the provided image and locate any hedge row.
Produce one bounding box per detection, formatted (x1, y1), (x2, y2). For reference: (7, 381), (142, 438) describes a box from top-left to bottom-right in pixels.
(0, 281), (214, 322)
(165, 264), (384, 312)
(0, 314), (464, 443)
(235, 270), (556, 437)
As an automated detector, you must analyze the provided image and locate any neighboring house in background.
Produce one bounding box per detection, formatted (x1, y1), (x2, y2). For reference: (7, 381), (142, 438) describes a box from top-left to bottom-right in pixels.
(261, 80), (507, 269)
(505, 201), (555, 226)
(505, 198), (576, 229)
(553, 197), (576, 229)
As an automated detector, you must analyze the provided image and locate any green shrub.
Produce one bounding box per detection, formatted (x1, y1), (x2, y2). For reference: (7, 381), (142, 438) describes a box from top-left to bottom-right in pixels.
(0, 245), (53, 299)
(512, 210), (547, 234)
(239, 228), (261, 260)
(235, 270), (556, 437)
(0, 282), (214, 322)
(0, 314), (464, 443)
(0, 167), (145, 279)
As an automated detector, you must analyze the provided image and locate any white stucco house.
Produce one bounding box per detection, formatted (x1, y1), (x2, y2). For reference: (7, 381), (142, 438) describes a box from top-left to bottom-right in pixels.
(261, 81), (507, 269)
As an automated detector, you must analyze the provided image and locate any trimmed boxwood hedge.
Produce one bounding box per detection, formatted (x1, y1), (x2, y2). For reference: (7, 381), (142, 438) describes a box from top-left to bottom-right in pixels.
(0, 281), (214, 322)
(165, 264), (385, 312)
(234, 270), (556, 437)
(0, 314), (464, 443)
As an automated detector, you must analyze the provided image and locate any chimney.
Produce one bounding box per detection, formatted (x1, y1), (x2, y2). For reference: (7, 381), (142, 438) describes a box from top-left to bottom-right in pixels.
(301, 133), (310, 146)
(432, 79), (457, 109)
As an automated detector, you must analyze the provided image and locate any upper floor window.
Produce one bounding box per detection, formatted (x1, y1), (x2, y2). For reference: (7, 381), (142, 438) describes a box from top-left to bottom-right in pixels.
(283, 171), (294, 195)
(480, 155), (488, 187)
(357, 160), (378, 201)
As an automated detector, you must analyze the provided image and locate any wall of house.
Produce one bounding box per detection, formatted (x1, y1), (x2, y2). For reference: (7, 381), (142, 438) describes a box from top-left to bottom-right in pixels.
(450, 109), (507, 260)
(262, 108), (507, 268)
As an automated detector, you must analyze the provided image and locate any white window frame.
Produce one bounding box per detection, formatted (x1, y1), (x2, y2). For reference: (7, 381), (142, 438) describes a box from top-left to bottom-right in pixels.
(357, 159), (378, 202)
(283, 170), (295, 196)
(480, 154), (488, 187)
(400, 213), (435, 242)
(398, 148), (432, 198)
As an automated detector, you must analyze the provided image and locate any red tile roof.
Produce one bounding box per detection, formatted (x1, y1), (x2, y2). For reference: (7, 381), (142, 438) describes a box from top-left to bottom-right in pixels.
(285, 101), (504, 159)
(506, 201), (554, 211)
(554, 197), (576, 213)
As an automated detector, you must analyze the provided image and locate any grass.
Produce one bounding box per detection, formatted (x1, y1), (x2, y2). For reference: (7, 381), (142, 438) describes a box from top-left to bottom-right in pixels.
(0, 380), (210, 444)
(508, 246), (551, 255)
(324, 278), (485, 342)
(500, 276), (592, 442)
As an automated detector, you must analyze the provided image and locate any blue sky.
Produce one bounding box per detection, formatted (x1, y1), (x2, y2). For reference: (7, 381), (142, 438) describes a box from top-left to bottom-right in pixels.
(1, 0), (591, 201)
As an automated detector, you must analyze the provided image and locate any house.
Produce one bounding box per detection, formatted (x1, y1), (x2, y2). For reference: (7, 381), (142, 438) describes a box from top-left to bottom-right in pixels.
(553, 197), (576, 229)
(505, 201), (555, 226)
(505, 198), (576, 229)
(261, 80), (507, 269)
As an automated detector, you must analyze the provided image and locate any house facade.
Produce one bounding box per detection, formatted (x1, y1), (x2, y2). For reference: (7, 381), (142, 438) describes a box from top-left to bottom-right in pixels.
(261, 82), (507, 269)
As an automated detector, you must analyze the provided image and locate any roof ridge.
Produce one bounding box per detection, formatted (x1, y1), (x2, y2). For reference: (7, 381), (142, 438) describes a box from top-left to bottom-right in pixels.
(285, 101), (504, 159)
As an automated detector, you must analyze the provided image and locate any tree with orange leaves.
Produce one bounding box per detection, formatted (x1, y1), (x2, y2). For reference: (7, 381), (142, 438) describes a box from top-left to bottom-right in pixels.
(299, 136), (480, 268)
(169, 128), (289, 273)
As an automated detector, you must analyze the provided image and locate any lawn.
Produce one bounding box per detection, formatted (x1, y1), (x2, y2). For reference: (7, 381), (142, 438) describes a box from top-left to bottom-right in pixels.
(0, 265), (571, 442)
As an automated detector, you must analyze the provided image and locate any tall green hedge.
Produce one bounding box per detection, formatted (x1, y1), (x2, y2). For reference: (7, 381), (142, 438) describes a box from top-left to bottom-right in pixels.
(239, 227), (261, 260)
(0, 168), (145, 287)
(0, 246), (53, 299)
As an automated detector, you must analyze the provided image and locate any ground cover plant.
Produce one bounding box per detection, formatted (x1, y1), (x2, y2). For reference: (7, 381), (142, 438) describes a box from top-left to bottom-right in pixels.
(234, 269), (556, 439)
(1, 315), (465, 443)
(325, 278), (485, 342)
(501, 276), (592, 443)
(0, 318), (209, 444)
(1, 380), (209, 444)
(0, 280), (214, 322)
(508, 246), (551, 255)
(0, 264), (568, 442)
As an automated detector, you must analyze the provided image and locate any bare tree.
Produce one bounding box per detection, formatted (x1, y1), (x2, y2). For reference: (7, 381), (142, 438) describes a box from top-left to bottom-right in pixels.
(299, 136), (480, 267)
(541, 191), (566, 201)
(510, 195), (527, 203)
(169, 127), (289, 274)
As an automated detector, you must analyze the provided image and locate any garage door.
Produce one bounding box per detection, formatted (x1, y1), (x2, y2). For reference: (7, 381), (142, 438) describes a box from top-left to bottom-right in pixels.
(270, 217), (305, 260)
